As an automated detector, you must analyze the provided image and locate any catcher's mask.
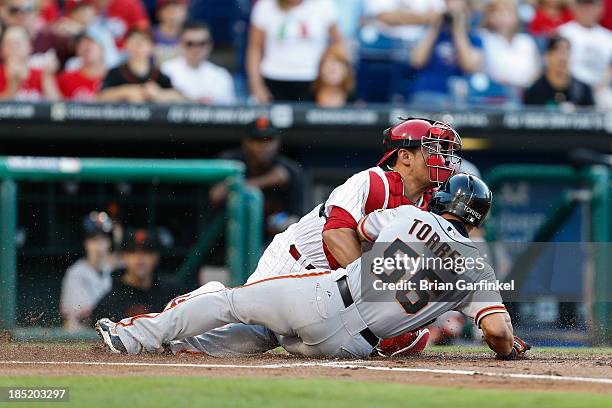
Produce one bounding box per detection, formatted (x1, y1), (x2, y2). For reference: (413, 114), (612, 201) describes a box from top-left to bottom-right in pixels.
(379, 118), (462, 186)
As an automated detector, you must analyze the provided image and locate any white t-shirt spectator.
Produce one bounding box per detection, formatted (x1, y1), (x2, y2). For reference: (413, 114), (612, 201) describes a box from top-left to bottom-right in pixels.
(60, 259), (112, 329)
(558, 21), (612, 86)
(251, 0), (339, 81)
(481, 31), (540, 88)
(161, 57), (236, 105)
(364, 0), (446, 42)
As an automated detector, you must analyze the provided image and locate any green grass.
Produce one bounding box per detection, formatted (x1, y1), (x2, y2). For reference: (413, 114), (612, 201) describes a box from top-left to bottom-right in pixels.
(0, 377), (610, 408)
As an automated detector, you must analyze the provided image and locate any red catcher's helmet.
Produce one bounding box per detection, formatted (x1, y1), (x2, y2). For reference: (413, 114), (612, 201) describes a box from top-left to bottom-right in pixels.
(378, 118), (462, 185)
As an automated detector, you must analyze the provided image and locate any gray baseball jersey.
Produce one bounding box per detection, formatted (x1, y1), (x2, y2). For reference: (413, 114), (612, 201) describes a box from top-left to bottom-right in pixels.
(349, 205), (507, 338)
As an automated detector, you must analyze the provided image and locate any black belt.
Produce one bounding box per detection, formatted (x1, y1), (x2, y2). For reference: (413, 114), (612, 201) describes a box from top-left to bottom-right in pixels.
(337, 276), (380, 348)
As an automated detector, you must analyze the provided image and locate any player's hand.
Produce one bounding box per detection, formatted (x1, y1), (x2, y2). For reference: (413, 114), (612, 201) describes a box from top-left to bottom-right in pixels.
(499, 336), (531, 360)
(209, 182), (229, 208)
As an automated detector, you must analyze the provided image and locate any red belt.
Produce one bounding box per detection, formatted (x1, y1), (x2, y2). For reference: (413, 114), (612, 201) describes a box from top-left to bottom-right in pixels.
(289, 244), (315, 270)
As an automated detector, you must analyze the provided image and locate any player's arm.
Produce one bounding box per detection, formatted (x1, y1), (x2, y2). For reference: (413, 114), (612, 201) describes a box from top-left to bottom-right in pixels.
(356, 208), (399, 243)
(247, 165), (290, 190)
(321, 171), (375, 267)
(480, 313), (531, 360)
(322, 206), (361, 268)
(479, 312), (514, 357)
(322, 229), (361, 267)
(461, 268), (531, 360)
(472, 304), (531, 360)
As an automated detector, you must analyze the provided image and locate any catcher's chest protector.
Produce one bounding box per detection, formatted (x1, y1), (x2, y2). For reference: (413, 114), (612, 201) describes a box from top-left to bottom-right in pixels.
(366, 171), (430, 213)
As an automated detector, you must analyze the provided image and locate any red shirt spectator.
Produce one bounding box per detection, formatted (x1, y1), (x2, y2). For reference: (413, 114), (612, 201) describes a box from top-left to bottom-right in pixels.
(101, 0), (151, 47)
(602, 0), (612, 29)
(0, 26), (60, 101)
(0, 0), (73, 67)
(58, 70), (101, 100)
(39, 0), (59, 23)
(529, 0), (574, 36)
(58, 34), (106, 101)
(0, 66), (46, 100)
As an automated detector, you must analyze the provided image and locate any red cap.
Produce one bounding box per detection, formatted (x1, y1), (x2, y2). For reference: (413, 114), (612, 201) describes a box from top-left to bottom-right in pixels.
(64, 0), (95, 14)
(157, 0), (188, 8)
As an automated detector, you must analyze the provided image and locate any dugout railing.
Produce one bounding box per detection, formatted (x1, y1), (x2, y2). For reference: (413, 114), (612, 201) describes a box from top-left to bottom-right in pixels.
(0, 156), (263, 339)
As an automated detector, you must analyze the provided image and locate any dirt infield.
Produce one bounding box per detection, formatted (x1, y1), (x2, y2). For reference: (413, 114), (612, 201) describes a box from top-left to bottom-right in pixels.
(1, 343), (611, 394)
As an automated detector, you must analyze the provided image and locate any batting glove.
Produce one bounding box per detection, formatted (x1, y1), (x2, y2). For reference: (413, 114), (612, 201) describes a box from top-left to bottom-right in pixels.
(499, 336), (531, 360)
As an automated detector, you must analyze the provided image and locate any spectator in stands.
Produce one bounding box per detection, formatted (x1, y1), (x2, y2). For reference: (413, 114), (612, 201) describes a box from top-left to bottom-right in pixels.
(530, 0), (574, 34)
(528, 0), (574, 36)
(481, 0), (540, 89)
(364, 0), (446, 42)
(0, 25), (60, 100)
(210, 117), (305, 241)
(593, 65), (612, 108)
(410, 0), (483, 104)
(153, 0), (188, 64)
(558, 0), (612, 88)
(58, 33), (106, 101)
(39, 0), (59, 23)
(60, 211), (114, 331)
(0, 0), (73, 67)
(602, 0), (612, 29)
(92, 228), (178, 322)
(246, 0), (343, 103)
(95, 0), (150, 48)
(97, 28), (184, 103)
(524, 36), (594, 106)
(161, 21), (235, 105)
(312, 44), (355, 107)
(54, 0), (120, 70)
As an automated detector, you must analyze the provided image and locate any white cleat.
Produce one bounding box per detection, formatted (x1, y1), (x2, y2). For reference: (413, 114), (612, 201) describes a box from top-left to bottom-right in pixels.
(95, 318), (127, 354)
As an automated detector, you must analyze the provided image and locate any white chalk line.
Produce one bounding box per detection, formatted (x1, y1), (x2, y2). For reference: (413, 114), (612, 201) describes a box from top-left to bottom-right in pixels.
(2, 360), (612, 385)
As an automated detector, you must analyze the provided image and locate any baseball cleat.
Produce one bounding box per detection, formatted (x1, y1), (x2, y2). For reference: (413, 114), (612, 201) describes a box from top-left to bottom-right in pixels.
(376, 328), (430, 357)
(95, 318), (127, 354)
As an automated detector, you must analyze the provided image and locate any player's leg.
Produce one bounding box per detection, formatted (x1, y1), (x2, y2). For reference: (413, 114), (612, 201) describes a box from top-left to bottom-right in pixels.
(105, 272), (332, 354)
(166, 239), (310, 356)
(277, 332), (374, 358)
(168, 324), (279, 356)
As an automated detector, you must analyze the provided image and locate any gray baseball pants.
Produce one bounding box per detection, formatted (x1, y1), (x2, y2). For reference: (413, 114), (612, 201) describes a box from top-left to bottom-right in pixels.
(114, 271), (374, 358)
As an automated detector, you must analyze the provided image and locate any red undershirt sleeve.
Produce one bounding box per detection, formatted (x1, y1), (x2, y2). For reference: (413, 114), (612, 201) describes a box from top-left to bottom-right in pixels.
(323, 206), (358, 232)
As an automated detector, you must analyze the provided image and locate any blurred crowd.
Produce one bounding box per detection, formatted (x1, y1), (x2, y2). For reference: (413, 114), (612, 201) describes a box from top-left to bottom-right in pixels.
(0, 0), (610, 108)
